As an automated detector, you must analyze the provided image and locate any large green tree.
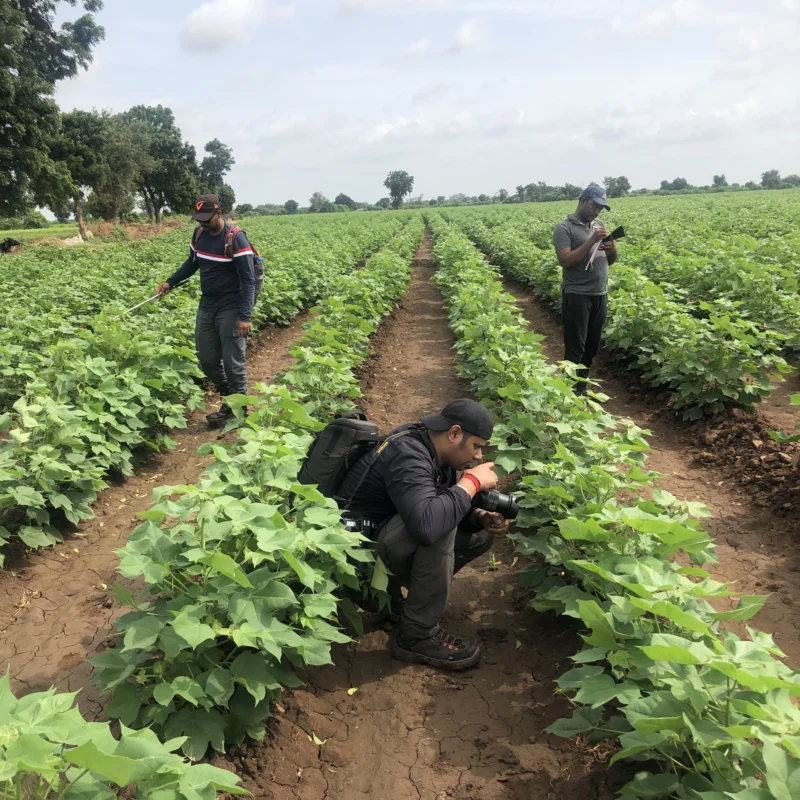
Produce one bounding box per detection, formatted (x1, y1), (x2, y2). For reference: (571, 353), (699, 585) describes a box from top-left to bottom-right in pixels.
(90, 116), (154, 222)
(199, 138), (235, 212)
(0, 1), (104, 216)
(122, 105), (199, 223)
(49, 109), (109, 237)
(334, 192), (356, 210)
(604, 175), (631, 198)
(761, 169), (781, 190)
(383, 170), (414, 209)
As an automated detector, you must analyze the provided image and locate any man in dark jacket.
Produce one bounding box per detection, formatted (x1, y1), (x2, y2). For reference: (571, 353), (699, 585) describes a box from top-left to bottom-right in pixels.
(552, 185), (618, 394)
(338, 399), (507, 670)
(157, 194), (255, 427)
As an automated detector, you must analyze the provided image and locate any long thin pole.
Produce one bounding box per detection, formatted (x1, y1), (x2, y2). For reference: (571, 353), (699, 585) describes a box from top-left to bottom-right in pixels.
(121, 279), (187, 315)
(122, 293), (160, 314)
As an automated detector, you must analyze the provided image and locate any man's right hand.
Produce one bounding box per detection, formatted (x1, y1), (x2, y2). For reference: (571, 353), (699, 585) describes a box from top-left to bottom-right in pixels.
(464, 462), (498, 491)
(589, 226), (609, 244)
(156, 282), (172, 296)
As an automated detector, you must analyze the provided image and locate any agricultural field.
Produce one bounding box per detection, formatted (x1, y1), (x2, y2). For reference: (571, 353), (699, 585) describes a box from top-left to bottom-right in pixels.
(1, 194), (800, 799)
(0, 223), (80, 243)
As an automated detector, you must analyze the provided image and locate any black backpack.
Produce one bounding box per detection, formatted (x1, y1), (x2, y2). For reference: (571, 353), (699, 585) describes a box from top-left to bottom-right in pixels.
(297, 411), (412, 508)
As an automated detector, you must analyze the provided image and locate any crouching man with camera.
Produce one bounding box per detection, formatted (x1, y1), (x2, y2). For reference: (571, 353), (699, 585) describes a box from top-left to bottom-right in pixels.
(337, 399), (514, 671)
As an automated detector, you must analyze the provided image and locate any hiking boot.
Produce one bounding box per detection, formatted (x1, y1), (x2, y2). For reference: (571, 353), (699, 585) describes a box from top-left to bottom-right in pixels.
(391, 627), (481, 671)
(206, 404), (234, 428)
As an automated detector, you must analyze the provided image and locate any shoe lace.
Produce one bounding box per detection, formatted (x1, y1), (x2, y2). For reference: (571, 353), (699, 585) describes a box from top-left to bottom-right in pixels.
(433, 627), (464, 651)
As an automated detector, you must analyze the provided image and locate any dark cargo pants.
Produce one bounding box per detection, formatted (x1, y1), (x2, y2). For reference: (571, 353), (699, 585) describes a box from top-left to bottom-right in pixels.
(195, 307), (248, 397)
(562, 292), (608, 373)
(375, 515), (492, 642)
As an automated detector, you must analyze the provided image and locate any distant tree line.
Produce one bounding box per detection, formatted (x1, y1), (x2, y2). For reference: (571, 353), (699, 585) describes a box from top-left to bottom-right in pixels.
(235, 168), (799, 220)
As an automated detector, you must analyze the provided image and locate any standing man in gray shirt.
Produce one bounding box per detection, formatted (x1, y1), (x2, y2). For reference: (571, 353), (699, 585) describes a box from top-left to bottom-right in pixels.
(552, 185), (618, 394)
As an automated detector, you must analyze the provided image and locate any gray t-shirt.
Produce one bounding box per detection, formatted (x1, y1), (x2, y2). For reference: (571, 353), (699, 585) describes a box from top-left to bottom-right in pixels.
(552, 213), (608, 296)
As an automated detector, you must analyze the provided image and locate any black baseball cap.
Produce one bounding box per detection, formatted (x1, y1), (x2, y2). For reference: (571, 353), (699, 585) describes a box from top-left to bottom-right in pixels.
(581, 185), (611, 210)
(192, 194), (222, 222)
(421, 399), (494, 440)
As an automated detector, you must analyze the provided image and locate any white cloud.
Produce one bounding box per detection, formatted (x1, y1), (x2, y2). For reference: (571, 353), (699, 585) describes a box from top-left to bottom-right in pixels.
(412, 82), (451, 106)
(447, 18), (483, 53)
(405, 38), (432, 56)
(611, 0), (699, 34)
(182, 0), (295, 52)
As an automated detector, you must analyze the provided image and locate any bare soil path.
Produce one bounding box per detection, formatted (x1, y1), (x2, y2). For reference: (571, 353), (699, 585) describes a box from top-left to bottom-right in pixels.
(223, 234), (628, 800)
(503, 282), (800, 667)
(0, 317), (309, 717)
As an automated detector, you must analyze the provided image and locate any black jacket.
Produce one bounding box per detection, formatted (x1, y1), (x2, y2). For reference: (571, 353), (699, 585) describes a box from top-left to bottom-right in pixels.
(338, 424), (474, 546)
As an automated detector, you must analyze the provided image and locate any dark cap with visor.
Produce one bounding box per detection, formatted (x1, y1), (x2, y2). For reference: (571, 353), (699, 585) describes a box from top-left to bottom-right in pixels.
(192, 194), (222, 222)
(421, 398), (494, 440)
(581, 185), (611, 210)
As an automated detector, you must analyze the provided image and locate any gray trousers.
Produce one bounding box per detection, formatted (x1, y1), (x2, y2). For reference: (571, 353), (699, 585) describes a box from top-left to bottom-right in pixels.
(376, 516), (456, 642)
(194, 307), (247, 397)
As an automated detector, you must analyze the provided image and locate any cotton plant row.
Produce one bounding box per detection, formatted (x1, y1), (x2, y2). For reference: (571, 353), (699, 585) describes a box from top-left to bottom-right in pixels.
(447, 211), (790, 420)
(0, 214), (406, 563)
(90, 216), (426, 760)
(0, 672), (246, 800)
(427, 212), (800, 800)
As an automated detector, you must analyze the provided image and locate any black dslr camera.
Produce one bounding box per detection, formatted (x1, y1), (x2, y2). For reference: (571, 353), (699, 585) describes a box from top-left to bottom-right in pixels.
(473, 490), (519, 520)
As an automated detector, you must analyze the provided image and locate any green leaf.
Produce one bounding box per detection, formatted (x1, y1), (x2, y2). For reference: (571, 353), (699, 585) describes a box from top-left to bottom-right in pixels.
(111, 584), (138, 609)
(178, 763), (249, 798)
(763, 738), (799, 800)
(708, 594), (769, 621)
(620, 772), (680, 797)
(66, 741), (140, 787)
(545, 707), (604, 737)
(370, 556), (389, 592)
(153, 682), (175, 706)
(106, 682), (141, 726)
(231, 652), (279, 704)
(121, 616), (164, 652)
(204, 669), (235, 706)
(18, 525), (59, 549)
(199, 552), (253, 588)
(627, 597), (710, 634)
(557, 518), (611, 542)
(639, 644), (702, 665)
(577, 600), (617, 649)
(171, 609), (216, 649)
(4, 734), (56, 772)
(282, 549), (319, 589)
(171, 676), (206, 707)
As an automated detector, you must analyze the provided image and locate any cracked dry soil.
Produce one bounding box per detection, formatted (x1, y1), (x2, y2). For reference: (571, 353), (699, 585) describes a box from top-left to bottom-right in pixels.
(504, 282), (800, 668)
(219, 234), (628, 799)
(0, 314), (310, 718)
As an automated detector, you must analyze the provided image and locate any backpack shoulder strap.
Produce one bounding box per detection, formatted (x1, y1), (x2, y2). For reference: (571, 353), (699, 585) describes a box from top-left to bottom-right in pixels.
(338, 430), (414, 510)
(225, 225), (243, 259)
(191, 225), (203, 248)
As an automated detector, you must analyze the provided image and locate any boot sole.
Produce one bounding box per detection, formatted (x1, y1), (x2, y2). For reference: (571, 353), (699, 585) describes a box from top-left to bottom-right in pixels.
(391, 640), (481, 671)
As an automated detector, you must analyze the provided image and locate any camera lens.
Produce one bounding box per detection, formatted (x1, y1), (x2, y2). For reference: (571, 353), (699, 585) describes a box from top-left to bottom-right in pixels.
(473, 490), (519, 520)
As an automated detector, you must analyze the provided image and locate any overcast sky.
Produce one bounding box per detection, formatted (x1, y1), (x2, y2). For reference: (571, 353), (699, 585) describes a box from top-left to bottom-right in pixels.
(55, 0), (800, 205)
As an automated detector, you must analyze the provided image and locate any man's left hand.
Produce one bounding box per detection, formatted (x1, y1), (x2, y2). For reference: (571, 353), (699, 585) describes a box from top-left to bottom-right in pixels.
(599, 239), (617, 252)
(237, 320), (252, 337)
(472, 509), (509, 536)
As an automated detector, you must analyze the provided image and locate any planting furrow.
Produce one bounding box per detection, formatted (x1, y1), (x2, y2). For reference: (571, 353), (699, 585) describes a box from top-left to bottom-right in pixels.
(503, 281), (800, 668)
(82, 219), (425, 760)
(427, 213), (800, 799)
(0, 315), (312, 716)
(0, 214), (404, 560)
(221, 229), (628, 800)
(453, 212), (790, 419)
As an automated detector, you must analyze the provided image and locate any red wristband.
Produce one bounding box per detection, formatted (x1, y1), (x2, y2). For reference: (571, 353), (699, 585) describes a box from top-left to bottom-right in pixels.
(462, 473), (481, 493)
